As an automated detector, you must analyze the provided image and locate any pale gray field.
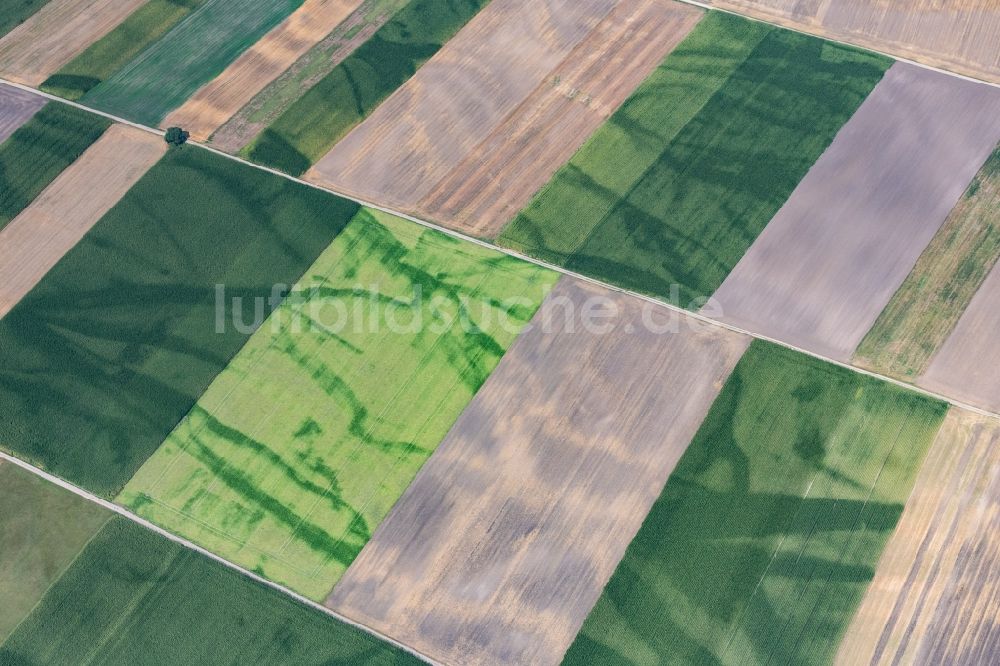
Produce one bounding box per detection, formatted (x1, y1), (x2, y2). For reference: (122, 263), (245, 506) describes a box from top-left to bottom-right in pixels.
(0, 83), (45, 143)
(327, 277), (749, 666)
(708, 63), (1000, 361)
(920, 260), (1000, 413)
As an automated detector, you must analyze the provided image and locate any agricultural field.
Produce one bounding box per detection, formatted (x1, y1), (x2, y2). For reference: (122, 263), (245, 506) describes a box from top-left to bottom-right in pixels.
(0, 124), (166, 316)
(0, 82), (45, 142)
(0, 517), (421, 664)
(118, 209), (556, 601)
(209, 0), (410, 153)
(564, 341), (947, 665)
(164, 0), (365, 142)
(39, 0), (207, 101)
(0, 101), (109, 230)
(0, 0), (52, 39)
(308, 0), (703, 237)
(82, 0), (306, 126)
(710, 64), (1000, 361)
(0, 461), (110, 642)
(0, 0), (145, 87)
(0, 146), (359, 497)
(837, 409), (1000, 665)
(855, 144), (1000, 380)
(498, 11), (891, 307)
(243, 0), (487, 176)
(330, 278), (749, 666)
(701, 0), (1000, 85)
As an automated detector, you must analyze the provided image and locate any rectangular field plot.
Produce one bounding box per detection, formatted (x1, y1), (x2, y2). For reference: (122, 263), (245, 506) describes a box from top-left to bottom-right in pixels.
(837, 409), (1000, 665)
(0, 461), (110, 642)
(0, 124), (166, 316)
(564, 341), (947, 666)
(0, 0), (51, 40)
(0, 517), (420, 664)
(82, 0), (305, 126)
(308, 0), (703, 238)
(702, 0), (1000, 85)
(0, 147), (358, 497)
(499, 11), (890, 307)
(0, 0), (145, 87)
(328, 278), (749, 666)
(855, 144), (1000, 380)
(0, 83), (45, 143)
(118, 209), (557, 601)
(710, 64), (1000, 361)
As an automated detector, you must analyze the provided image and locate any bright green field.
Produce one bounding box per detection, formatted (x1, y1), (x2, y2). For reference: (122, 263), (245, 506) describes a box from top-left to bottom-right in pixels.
(0, 517), (420, 664)
(243, 0), (488, 175)
(118, 208), (557, 600)
(0, 147), (358, 498)
(564, 341), (946, 665)
(0, 102), (109, 230)
(499, 12), (891, 307)
(83, 0), (304, 126)
(0, 0), (50, 39)
(40, 0), (206, 101)
(0, 463), (109, 642)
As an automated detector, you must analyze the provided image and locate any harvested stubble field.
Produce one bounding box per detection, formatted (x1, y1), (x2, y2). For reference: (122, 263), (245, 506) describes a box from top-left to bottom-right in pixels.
(209, 0), (409, 153)
(701, 0), (1000, 85)
(0, 462), (110, 642)
(0, 517), (420, 664)
(164, 0), (364, 142)
(40, 0), (207, 102)
(309, 0), (702, 238)
(0, 0), (145, 87)
(0, 102), (109, 231)
(244, 0), (487, 176)
(329, 278), (749, 666)
(710, 64), (1000, 362)
(82, 0), (305, 126)
(0, 0), (51, 39)
(855, 144), (1000, 380)
(119, 209), (556, 601)
(498, 11), (890, 307)
(0, 124), (166, 317)
(837, 409), (1000, 665)
(0, 82), (45, 143)
(565, 341), (947, 665)
(0, 147), (358, 497)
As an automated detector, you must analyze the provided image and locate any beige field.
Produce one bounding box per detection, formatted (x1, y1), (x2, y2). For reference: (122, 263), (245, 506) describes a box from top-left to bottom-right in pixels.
(308, 0), (701, 236)
(328, 278), (750, 666)
(701, 0), (1000, 84)
(837, 408), (1000, 665)
(0, 0), (146, 87)
(163, 0), (363, 141)
(0, 125), (165, 316)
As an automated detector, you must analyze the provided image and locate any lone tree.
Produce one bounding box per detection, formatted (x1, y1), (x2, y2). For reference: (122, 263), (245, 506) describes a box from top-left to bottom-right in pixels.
(164, 126), (189, 147)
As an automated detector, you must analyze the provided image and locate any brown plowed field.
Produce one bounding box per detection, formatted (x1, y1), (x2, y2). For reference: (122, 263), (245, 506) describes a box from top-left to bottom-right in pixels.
(328, 277), (750, 666)
(0, 83), (45, 143)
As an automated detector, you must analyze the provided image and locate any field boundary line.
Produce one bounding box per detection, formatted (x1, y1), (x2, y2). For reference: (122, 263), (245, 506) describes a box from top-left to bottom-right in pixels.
(0, 451), (441, 666)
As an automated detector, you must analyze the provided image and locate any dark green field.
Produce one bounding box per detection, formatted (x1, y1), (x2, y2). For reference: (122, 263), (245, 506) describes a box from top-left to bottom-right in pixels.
(0, 0), (49, 39)
(499, 12), (890, 307)
(0, 147), (358, 497)
(40, 0), (206, 101)
(564, 341), (946, 665)
(0, 517), (420, 664)
(243, 0), (487, 175)
(0, 103), (109, 230)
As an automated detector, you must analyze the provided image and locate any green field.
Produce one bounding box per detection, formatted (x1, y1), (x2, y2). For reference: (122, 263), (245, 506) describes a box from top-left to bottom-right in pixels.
(243, 0), (487, 175)
(83, 0), (304, 126)
(0, 463), (109, 642)
(498, 12), (891, 307)
(0, 517), (420, 664)
(855, 145), (1000, 380)
(564, 341), (946, 665)
(0, 103), (109, 230)
(40, 0), (206, 101)
(0, 0), (49, 39)
(0, 147), (358, 497)
(119, 208), (556, 600)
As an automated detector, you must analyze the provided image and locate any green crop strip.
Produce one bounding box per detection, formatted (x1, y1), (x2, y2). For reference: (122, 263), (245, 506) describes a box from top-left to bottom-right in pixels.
(0, 0), (50, 39)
